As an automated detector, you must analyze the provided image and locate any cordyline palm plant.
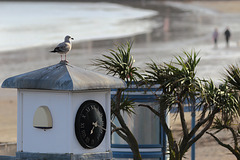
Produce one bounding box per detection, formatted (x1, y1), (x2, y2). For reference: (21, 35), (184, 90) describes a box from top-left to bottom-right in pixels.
(207, 64), (240, 160)
(92, 41), (142, 160)
(139, 50), (238, 160)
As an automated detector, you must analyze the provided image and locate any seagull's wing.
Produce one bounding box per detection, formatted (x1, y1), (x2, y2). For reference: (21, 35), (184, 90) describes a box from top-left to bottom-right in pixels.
(52, 42), (71, 53)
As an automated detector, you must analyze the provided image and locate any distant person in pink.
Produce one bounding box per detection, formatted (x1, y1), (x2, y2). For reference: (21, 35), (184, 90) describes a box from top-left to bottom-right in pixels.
(212, 28), (219, 48)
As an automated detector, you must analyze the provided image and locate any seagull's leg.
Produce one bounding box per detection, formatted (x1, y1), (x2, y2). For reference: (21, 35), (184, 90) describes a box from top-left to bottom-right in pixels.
(65, 54), (69, 63)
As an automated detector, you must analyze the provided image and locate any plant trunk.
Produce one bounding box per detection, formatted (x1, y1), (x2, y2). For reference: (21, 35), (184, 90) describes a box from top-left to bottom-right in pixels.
(115, 111), (142, 160)
(139, 104), (178, 160)
(113, 89), (142, 160)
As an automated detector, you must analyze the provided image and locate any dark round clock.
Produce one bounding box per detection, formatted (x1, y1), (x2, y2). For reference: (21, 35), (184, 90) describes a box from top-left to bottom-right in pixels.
(75, 100), (107, 149)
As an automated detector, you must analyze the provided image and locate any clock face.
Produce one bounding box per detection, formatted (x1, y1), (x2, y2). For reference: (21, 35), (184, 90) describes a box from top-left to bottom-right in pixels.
(75, 100), (107, 149)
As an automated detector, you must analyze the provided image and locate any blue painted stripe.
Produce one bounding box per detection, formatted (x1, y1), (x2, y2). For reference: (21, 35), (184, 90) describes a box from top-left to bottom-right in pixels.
(111, 94), (159, 102)
(112, 152), (162, 158)
(122, 88), (161, 92)
(112, 144), (164, 158)
(112, 144), (162, 148)
(170, 106), (203, 113)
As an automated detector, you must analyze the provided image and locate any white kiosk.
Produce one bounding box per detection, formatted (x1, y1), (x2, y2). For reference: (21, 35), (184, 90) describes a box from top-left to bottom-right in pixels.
(2, 61), (126, 160)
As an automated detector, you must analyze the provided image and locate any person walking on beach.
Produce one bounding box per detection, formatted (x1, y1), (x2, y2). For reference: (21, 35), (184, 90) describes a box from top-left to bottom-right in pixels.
(224, 27), (231, 47)
(212, 28), (219, 48)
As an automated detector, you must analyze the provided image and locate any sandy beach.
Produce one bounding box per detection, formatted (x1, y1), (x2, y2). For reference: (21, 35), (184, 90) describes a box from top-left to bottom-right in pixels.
(1, 1), (240, 159)
(193, 1), (240, 13)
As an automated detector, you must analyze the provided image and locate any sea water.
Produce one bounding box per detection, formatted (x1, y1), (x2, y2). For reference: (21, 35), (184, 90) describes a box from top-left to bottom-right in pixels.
(0, 2), (159, 52)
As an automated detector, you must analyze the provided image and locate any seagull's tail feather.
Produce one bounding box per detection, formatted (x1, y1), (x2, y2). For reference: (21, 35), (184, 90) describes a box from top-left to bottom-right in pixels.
(50, 50), (56, 53)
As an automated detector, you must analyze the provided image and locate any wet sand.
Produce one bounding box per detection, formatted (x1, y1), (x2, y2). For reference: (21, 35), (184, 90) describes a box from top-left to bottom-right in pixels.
(1, 1), (240, 159)
(193, 1), (240, 13)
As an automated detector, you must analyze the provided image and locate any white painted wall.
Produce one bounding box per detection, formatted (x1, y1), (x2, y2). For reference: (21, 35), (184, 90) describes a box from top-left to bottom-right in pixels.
(17, 89), (111, 154)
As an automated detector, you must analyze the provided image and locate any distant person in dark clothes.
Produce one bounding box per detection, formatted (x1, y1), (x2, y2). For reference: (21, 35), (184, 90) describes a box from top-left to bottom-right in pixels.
(224, 27), (231, 47)
(212, 28), (219, 48)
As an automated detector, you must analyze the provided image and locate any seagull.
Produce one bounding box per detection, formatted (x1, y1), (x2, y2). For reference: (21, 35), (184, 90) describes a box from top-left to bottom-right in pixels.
(50, 35), (74, 61)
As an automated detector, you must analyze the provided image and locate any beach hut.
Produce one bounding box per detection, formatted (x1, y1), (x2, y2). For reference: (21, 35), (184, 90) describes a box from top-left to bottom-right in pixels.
(111, 84), (168, 160)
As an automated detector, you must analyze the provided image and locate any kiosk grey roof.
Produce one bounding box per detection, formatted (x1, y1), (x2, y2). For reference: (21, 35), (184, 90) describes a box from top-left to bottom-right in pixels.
(1, 61), (126, 91)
